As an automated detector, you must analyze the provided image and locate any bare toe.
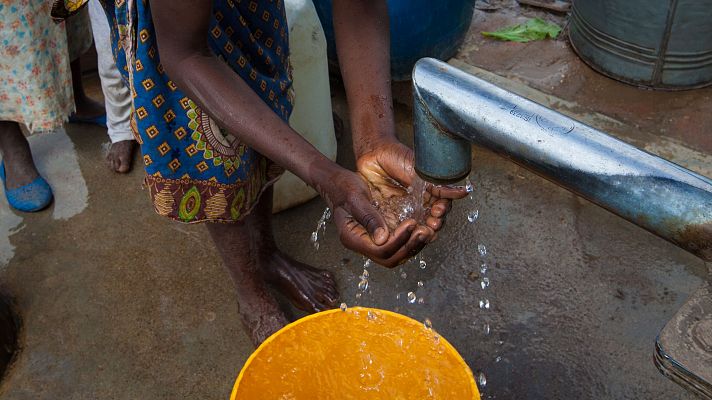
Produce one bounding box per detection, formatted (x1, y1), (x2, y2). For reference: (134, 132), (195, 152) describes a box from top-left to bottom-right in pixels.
(107, 140), (136, 173)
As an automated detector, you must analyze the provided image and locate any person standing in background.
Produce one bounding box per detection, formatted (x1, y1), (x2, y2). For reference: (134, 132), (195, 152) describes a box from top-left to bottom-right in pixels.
(87, 0), (137, 173)
(0, 1), (100, 211)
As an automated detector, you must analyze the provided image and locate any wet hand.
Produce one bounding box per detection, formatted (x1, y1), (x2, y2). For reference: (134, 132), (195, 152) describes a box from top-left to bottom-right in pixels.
(309, 161), (431, 268)
(356, 141), (469, 238)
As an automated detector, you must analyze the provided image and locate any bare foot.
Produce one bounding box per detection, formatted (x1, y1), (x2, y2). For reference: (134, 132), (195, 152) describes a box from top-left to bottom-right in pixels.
(239, 300), (290, 345)
(261, 251), (339, 313)
(107, 140), (136, 173)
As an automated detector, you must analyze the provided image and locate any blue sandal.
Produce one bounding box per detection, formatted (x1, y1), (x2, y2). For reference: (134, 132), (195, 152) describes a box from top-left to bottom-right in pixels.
(0, 162), (53, 212)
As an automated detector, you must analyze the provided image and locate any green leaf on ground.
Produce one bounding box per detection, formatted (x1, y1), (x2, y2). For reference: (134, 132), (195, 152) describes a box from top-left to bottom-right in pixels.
(481, 18), (562, 43)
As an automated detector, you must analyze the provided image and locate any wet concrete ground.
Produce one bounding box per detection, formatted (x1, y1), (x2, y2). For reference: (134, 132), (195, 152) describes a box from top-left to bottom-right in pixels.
(1, 3), (711, 399)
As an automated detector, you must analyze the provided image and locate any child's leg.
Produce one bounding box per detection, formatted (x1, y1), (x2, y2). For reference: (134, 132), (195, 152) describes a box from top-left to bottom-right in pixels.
(88, 0), (136, 173)
(70, 58), (106, 120)
(0, 122), (40, 189)
(248, 186), (340, 312)
(206, 218), (288, 346)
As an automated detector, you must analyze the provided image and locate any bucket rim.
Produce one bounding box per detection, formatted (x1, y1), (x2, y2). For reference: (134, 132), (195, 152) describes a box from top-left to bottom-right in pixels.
(230, 306), (479, 399)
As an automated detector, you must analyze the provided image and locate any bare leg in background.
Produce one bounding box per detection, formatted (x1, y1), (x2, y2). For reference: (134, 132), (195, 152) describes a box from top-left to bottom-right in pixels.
(70, 58), (106, 120)
(88, 0), (137, 173)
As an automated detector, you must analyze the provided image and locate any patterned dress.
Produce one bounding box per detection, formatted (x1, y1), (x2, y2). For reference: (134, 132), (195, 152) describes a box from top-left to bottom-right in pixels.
(0, 1), (91, 133)
(100, 0), (294, 223)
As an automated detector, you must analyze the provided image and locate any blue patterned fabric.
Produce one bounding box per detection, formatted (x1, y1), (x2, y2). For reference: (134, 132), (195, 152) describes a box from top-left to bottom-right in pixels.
(101, 0), (293, 222)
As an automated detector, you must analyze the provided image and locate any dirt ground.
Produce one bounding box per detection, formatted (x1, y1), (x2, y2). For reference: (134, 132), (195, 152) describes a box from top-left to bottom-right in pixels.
(0, 2), (709, 399)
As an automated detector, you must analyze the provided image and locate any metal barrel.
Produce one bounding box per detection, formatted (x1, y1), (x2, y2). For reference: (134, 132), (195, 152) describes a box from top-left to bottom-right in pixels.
(412, 58), (712, 261)
(569, 0), (712, 90)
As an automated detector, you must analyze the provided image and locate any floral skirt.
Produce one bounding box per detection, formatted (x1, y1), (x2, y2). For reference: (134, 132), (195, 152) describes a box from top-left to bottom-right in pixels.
(0, 1), (92, 133)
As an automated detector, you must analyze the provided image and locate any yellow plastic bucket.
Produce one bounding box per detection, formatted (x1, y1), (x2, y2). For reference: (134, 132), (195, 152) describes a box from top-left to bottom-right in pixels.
(230, 307), (480, 399)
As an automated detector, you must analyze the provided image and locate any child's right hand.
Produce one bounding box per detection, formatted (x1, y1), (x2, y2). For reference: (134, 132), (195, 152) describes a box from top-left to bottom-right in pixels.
(309, 161), (432, 268)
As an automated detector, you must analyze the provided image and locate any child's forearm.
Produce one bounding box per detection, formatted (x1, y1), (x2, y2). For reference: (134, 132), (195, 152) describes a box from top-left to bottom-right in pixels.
(332, 0), (399, 158)
(169, 52), (336, 187)
(151, 0), (337, 190)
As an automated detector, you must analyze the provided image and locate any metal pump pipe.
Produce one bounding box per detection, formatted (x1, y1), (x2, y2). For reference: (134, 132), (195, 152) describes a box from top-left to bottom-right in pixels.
(412, 57), (712, 398)
(413, 58), (712, 262)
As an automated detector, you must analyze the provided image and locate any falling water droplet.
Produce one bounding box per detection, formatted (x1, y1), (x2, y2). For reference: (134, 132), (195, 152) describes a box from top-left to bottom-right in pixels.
(479, 299), (490, 309)
(424, 318), (433, 330)
(400, 270), (407, 279)
(419, 259), (427, 269)
(484, 323), (491, 335)
(477, 371), (487, 387)
(467, 209), (479, 223)
(363, 258), (373, 269)
(407, 292), (417, 303)
(340, 303), (348, 311)
(418, 297), (425, 304)
(361, 269), (369, 279)
(480, 262), (488, 274)
(480, 277), (490, 290)
(355, 292), (362, 299)
(358, 279), (369, 292)
(323, 207), (332, 221)
(495, 356), (502, 363)
(477, 244), (487, 257)
(310, 231), (318, 243)
(313, 241), (320, 251)
(417, 281), (424, 288)
(396, 293), (401, 300)
(465, 178), (474, 193)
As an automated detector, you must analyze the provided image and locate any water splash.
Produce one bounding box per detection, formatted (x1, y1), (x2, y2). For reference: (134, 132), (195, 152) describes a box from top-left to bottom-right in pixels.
(310, 207), (332, 250)
(357, 279), (369, 292)
(477, 371), (487, 387)
(355, 259), (372, 299)
(480, 262), (488, 274)
(357, 267), (370, 293)
(479, 299), (490, 309)
(424, 318), (433, 330)
(407, 292), (416, 304)
(340, 303), (348, 311)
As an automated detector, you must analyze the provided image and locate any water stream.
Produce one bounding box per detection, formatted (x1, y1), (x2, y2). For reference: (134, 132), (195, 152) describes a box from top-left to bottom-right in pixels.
(308, 174), (495, 397)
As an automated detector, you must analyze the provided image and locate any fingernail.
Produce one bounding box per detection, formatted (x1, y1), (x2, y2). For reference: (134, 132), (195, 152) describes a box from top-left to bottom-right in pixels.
(375, 227), (386, 239)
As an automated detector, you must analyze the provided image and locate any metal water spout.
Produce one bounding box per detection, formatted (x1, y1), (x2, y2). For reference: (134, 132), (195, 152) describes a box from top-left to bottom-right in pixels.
(412, 57), (712, 398)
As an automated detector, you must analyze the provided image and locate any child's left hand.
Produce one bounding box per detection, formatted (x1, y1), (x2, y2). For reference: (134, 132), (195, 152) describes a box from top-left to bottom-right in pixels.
(355, 141), (469, 249)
